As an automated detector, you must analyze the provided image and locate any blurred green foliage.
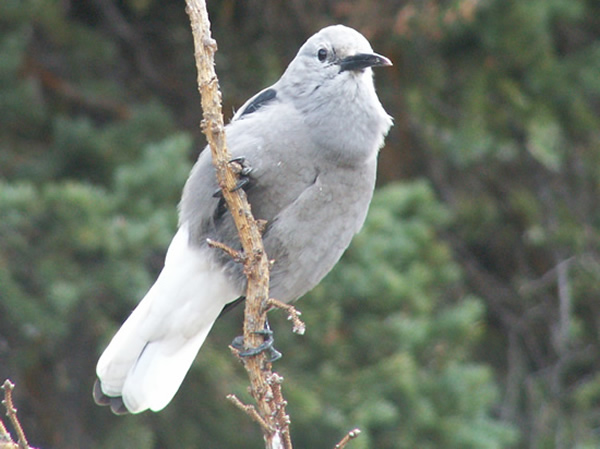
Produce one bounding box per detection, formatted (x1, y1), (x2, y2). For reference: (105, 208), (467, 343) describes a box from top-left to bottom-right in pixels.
(1, 0), (599, 448)
(275, 182), (517, 449)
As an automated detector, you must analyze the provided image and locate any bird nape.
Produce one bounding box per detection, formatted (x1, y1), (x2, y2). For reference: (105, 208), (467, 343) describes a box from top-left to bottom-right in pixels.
(94, 24), (393, 415)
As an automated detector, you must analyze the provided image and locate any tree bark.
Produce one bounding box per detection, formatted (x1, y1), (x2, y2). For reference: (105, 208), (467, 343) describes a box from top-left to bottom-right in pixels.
(184, 2), (291, 448)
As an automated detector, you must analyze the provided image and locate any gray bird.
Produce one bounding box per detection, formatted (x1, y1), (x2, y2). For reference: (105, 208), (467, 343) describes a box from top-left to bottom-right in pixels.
(94, 24), (393, 414)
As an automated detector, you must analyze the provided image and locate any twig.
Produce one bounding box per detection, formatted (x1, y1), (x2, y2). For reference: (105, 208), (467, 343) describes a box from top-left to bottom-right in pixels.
(1, 380), (30, 449)
(267, 374), (293, 449)
(334, 429), (361, 449)
(206, 238), (246, 263)
(185, 2), (292, 449)
(267, 298), (306, 335)
(0, 417), (15, 448)
(226, 394), (272, 433)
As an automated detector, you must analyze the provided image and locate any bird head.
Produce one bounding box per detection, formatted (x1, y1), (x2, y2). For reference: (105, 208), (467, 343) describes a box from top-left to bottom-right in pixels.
(279, 25), (392, 100)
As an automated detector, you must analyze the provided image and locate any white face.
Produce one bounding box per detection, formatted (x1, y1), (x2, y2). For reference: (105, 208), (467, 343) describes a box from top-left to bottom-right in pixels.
(275, 25), (392, 164)
(300, 25), (375, 70)
(293, 26), (375, 78)
(279, 25), (390, 106)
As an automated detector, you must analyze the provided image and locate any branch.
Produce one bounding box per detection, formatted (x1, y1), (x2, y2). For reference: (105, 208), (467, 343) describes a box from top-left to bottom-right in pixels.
(1, 380), (32, 449)
(184, 6), (362, 449)
(267, 298), (306, 335)
(184, 2), (292, 448)
(226, 394), (272, 433)
(333, 429), (361, 449)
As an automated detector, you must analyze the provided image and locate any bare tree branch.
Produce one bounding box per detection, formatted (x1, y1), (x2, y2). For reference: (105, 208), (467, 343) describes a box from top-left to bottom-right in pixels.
(184, 5), (363, 448)
(1, 380), (32, 449)
(267, 298), (306, 335)
(334, 429), (361, 449)
(184, 2), (292, 448)
(226, 394), (273, 433)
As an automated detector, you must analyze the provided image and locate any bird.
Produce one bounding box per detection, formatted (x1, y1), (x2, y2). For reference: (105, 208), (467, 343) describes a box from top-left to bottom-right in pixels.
(93, 24), (393, 415)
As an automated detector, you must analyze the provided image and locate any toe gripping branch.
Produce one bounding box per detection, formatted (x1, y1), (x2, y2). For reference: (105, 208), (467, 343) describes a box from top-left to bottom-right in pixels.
(231, 321), (282, 363)
(213, 156), (253, 198)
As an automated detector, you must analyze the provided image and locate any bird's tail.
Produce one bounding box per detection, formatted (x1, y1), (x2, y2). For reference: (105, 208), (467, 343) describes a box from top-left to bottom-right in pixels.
(94, 225), (240, 414)
(93, 299), (217, 414)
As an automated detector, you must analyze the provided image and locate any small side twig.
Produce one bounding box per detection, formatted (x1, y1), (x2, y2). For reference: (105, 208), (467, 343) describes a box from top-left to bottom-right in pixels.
(267, 298), (306, 335)
(1, 380), (31, 449)
(267, 373), (293, 448)
(206, 238), (246, 263)
(1, 417), (14, 446)
(334, 428), (361, 449)
(226, 394), (272, 433)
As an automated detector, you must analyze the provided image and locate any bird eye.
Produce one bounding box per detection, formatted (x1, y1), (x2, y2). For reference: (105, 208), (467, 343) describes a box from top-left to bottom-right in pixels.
(317, 48), (328, 62)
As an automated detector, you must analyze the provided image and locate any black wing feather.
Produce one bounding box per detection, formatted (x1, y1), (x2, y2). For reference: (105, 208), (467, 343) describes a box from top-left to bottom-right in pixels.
(237, 88), (277, 118)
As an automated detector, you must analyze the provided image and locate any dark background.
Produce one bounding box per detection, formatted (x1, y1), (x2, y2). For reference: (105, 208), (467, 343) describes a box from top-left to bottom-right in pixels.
(1, 0), (599, 448)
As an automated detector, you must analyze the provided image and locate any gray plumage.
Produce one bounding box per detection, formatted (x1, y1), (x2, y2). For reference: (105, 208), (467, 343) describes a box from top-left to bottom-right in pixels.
(94, 24), (392, 414)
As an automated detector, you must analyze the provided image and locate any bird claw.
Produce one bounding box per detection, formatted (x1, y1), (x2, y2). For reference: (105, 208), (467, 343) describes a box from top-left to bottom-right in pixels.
(212, 157), (253, 198)
(231, 322), (282, 362)
(230, 176), (250, 193)
(229, 156), (253, 176)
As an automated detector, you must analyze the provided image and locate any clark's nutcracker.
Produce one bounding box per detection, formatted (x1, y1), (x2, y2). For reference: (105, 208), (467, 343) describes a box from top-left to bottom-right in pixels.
(94, 24), (393, 414)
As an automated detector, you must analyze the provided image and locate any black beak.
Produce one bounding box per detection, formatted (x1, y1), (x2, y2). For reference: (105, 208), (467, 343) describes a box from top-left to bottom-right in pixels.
(338, 53), (393, 72)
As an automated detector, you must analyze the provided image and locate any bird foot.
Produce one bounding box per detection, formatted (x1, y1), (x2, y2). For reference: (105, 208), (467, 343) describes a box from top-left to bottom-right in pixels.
(213, 156), (253, 197)
(231, 322), (282, 362)
(229, 156), (253, 177)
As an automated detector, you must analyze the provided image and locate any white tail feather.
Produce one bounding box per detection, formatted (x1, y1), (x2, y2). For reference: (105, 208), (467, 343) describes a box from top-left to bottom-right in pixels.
(96, 224), (240, 413)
